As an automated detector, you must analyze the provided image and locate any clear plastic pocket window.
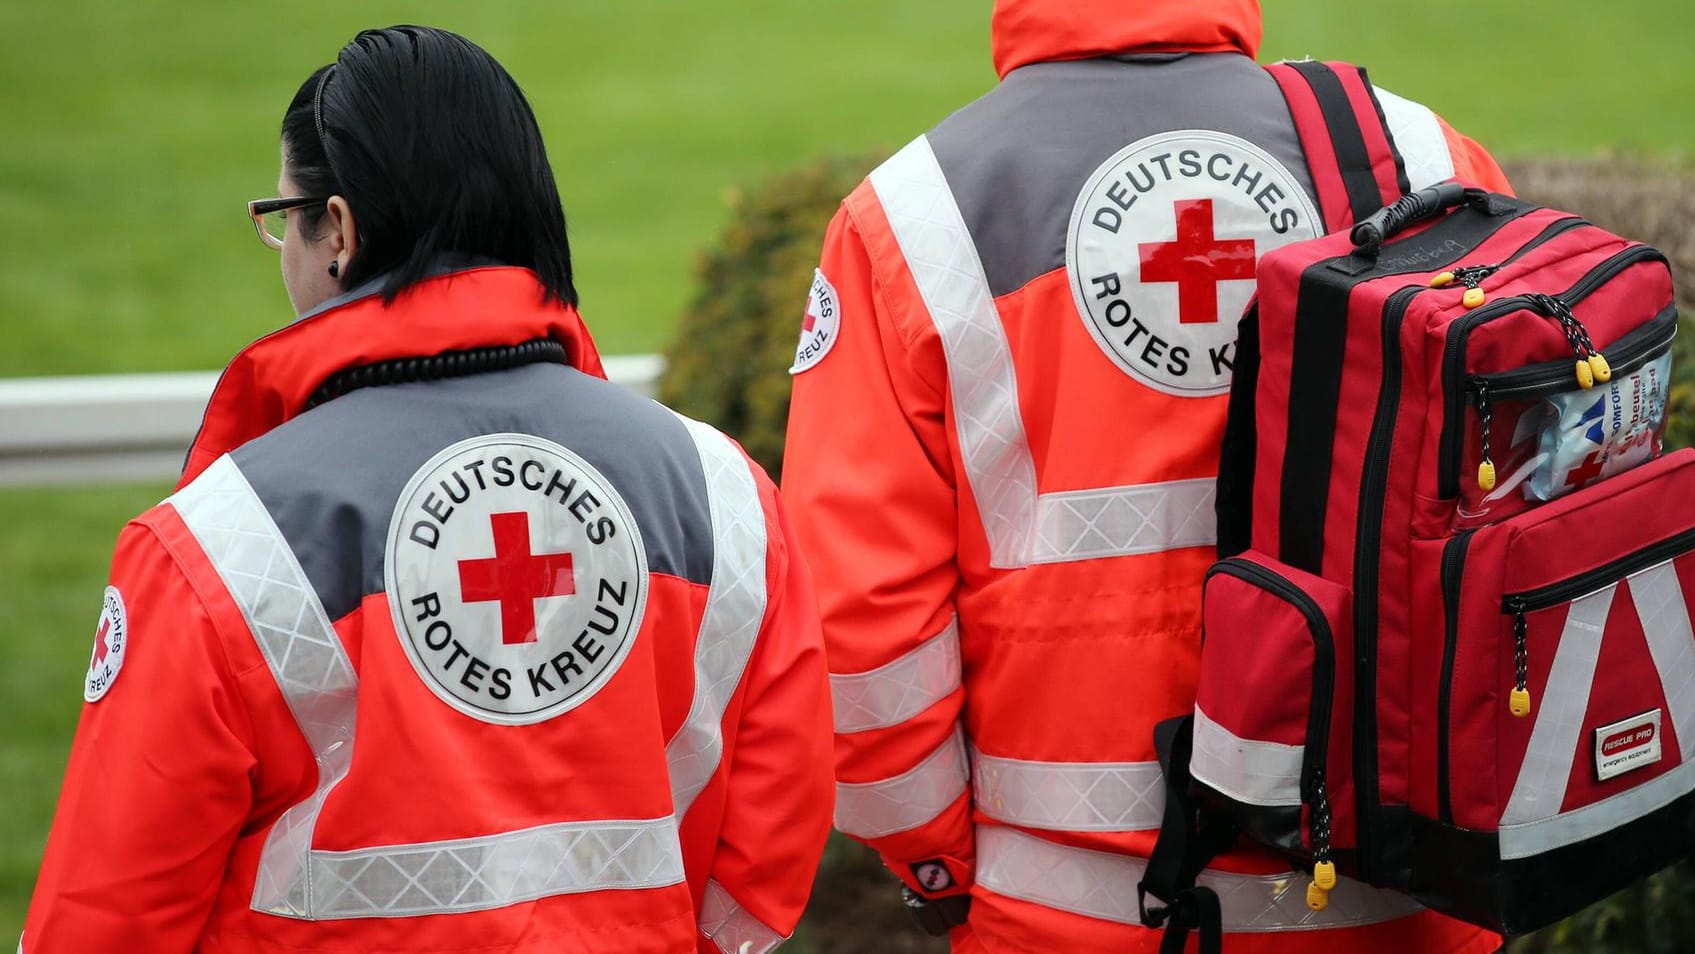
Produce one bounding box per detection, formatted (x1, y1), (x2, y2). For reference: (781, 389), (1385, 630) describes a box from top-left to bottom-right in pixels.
(1456, 343), (1671, 530)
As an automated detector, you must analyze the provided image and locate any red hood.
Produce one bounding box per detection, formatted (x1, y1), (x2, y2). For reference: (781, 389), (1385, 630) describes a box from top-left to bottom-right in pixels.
(991, 0), (1262, 77)
(179, 266), (605, 486)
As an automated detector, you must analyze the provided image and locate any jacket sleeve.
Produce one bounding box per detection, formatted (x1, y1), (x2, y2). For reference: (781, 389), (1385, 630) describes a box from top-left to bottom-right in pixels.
(781, 200), (973, 899)
(1437, 114), (1514, 195)
(21, 520), (257, 954)
(698, 473), (835, 954)
(1375, 83), (1514, 197)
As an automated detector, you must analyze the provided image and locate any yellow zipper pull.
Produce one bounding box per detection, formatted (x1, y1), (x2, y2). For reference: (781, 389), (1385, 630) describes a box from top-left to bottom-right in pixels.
(1588, 352), (1613, 383)
(1510, 605), (1532, 717)
(1430, 271), (1456, 288)
(1314, 860), (1337, 891)
(1307, 880), (1331, 911)
(1475, 380), (1496, 491)
(1462, 287), (1487, 309)
(1575, 358), (1595, 390)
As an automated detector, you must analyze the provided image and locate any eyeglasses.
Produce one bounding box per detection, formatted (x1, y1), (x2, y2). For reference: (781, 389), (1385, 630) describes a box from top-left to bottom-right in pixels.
(247, 195), (328, 250)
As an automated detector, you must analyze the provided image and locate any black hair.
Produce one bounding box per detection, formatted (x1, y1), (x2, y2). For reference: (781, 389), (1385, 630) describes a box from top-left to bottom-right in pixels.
(280, 26), (576, 305)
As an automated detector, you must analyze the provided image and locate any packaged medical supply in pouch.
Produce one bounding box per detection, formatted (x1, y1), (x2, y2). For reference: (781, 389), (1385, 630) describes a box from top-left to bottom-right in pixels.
(1526, 351), (1670, 501)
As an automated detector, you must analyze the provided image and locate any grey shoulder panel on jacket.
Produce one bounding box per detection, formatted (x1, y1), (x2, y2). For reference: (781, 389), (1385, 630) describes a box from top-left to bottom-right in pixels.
(231, 363), (716, 623)
(923, 53), (1318, 298)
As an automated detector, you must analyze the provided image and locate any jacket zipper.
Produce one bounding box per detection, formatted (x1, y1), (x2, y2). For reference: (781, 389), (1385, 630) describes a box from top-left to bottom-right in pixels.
(1465, 308), (1677, 487)
(1351, 282), (1427, 878)
(1437, 243), (1670, 498)
(1206, 558), (1337, 896)
(1502, 526), (1695, 718)
(1436, 529), (1475, 825)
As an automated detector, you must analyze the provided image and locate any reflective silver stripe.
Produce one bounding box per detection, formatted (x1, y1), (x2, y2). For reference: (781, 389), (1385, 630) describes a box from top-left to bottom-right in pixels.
(1500, 566), (1695, 860)
(971, 747), (1164, 832)
(1629, 562), (1695, 759)
(171, 455), (359, 919)
(830, 616), (960, 733)
(700, 878), (787, 954)
(1190, 705), (1305, 808)
(1030, 481), (1216, 565)
(1501, 585), (1617, 827)
(307, 817), (684, 918)
(1500, 752), (1695, 860)
(1373, 86), (1455, 190)
(668, 417), (770, 818)
(975, 826), (1422, 931)
(870, 137), (1036, 570)
(835, 726), (969, 838)
(175, 456), (687, 920)
(869, 138), (1219, 569)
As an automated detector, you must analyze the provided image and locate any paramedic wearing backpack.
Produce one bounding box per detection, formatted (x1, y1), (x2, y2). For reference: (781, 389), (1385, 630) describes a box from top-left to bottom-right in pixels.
(21, 26), (831, 954)
(783, 1), (1512, 951)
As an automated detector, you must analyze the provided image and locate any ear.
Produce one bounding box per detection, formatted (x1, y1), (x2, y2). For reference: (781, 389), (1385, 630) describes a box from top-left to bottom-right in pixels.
(323, 195), (360, 276)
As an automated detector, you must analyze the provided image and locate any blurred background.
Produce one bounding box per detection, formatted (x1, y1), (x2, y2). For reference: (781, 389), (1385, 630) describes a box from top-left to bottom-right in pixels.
(3, 1), (1693, 949)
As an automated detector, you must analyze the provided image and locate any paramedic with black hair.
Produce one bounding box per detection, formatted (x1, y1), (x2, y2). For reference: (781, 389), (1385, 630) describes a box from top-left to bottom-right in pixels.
(782, 0), (1514, 951)
(21, 25), (832, 954)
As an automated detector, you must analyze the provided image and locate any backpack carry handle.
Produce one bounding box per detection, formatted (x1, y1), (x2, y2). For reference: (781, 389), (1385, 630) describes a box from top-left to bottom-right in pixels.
(1350, 181), (1480, 254)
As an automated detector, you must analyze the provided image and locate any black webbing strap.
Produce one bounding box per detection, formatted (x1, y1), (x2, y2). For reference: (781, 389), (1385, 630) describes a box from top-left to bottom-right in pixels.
(1286, 60), (1387, 224)
(1357, 65), (1413, 197)
(1139, 715), (1237, 954)
(1276, 264), (1352, 574)
(1214, 301), (1260, 559)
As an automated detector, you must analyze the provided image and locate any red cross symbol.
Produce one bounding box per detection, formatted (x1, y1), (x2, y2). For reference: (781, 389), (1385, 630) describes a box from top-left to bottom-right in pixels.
(1563, 450), (1607, 490)
(91, 615), (112, 666)
(1138, 199), (1257, 325)
(802, 298), (821, 333)
(458, 511), (577, 645)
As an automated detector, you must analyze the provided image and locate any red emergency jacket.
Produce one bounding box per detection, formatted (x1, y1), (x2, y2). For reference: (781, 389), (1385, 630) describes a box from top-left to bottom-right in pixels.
(23, 266), (833, 954)
(783, 1), (1511, 952)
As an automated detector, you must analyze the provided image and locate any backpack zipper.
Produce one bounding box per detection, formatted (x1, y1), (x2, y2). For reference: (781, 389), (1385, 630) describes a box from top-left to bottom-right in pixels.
(1464, 308), (1677, 493)
(1501, 525), (1695, 718)
(1470, 307), (1676, 402)
(1437, 243), (1670, 498)
(1425, 216), (1589, 313)
(1436, 528), (1476, 824)
(1525, 293), (1612, 389)
(1351, 282), (1428, 878)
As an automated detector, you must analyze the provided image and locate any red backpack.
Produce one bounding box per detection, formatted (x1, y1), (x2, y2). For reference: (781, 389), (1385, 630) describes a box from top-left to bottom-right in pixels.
(1141, 65), (1687, 950)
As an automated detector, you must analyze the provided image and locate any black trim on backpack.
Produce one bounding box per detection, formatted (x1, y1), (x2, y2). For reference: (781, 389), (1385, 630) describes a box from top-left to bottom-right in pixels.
(1357, 67), (1413, 196)
(1278, 271), (1352, 574)
(1402, 788), (1695, 936)
(1287, 61), (1385, 223)
(1215, 302), (1259, 561)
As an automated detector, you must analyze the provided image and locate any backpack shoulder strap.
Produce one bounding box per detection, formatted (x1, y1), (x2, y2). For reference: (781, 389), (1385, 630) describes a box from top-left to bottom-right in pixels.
(1265, 60), (1412, 231)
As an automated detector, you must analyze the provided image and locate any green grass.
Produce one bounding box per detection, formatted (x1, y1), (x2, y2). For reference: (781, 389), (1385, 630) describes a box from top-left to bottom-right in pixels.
(2, 0), (1694, 941)
(0, 482), (172, 936)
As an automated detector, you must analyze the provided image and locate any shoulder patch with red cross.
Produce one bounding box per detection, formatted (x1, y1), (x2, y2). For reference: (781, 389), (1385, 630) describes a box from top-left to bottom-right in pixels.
(1066, 129), (1322, 397)
(790, 269), (841, 374)
(85, 586), (128, 703)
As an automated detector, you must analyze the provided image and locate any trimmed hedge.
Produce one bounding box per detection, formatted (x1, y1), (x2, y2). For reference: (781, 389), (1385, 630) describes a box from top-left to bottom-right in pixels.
(661, 154), (1695, 953)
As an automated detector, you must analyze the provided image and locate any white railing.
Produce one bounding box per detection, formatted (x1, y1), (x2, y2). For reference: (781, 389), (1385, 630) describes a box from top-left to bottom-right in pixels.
(0, 354), (665, 488)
